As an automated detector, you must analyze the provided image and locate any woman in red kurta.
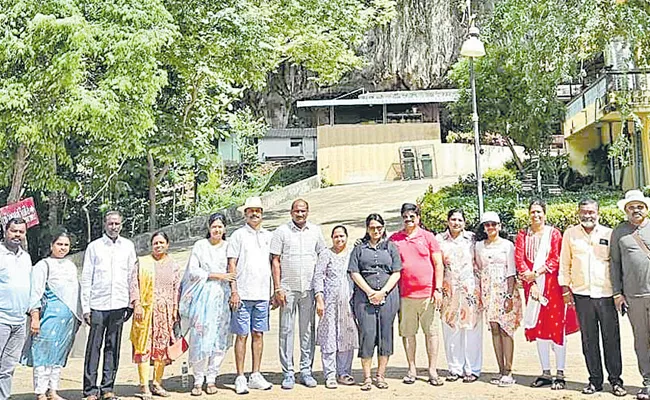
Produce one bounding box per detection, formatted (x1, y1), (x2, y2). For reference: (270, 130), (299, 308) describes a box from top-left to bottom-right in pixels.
(515, 200), (579, 390)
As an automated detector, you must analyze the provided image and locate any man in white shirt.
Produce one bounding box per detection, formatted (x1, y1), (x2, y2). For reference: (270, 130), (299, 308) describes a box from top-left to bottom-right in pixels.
(0, 218), (32, 400)
(227, 197), (274, 395)
(81, 211), (137, 400)
(270, 199), (325, 389)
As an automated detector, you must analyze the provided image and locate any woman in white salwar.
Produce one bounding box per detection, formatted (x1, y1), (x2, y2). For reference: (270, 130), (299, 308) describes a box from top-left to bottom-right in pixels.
(437, 209), (483, 382)
(22, 231), (82, 400)
(179, 213), (235, 396)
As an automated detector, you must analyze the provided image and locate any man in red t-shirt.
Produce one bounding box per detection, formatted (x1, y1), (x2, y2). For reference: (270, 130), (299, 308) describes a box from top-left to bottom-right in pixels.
(389, 203), (444, 386)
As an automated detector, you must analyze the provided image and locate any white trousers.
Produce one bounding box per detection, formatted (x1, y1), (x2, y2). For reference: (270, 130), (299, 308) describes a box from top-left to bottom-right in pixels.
(192, 351), (226, 385)
(442, 316), (483, 376)
(33, 365), (62, 395)
(536, 338), (566, 371)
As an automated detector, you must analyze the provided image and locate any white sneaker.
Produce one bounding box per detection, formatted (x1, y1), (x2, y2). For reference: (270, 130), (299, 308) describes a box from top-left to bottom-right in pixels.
(235, 375), (249, 394)
(249, 372), (273, 390)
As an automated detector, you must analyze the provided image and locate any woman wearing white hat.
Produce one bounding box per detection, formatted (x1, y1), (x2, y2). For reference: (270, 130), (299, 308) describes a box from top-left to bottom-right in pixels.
(475, 211), (522, 387)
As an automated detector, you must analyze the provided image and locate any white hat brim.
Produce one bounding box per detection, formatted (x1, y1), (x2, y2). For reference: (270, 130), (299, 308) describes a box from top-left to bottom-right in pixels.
(617, 197), (650, 211)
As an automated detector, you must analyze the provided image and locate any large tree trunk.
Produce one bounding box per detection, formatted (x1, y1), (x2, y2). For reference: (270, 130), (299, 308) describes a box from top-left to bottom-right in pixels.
(146, 151), (170, 231)
(48, 191), (60, 230)
(147, 152), (158, 230)
(7, 144), (28, 204)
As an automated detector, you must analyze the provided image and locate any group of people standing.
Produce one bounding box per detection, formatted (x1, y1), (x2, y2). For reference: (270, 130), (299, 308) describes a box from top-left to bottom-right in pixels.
(3, 189), (650, 400)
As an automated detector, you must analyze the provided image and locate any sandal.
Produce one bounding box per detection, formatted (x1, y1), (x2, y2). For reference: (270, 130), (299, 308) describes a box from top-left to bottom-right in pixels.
(490, 376), (502, 385)
(325, 377), (338, 389)
(463, 374), (479, 383)
(134, 387), (152, 400)
(429, 375), (444, 386)
(85, 396), (99, 400)
(190, 385), (202, 397)
(47, 391), (67, 400)
(205, 383), (217, 395)
(360, 377), (372, 391)
(447, 373), (461, 382)
(530, 376), (553, 388)
(37, 395), (48, 400)
(638, 387), (650, 400)
(612, 384), (627, 397)
(498, 375), (516, 387)
(374, 375), (389, 389)
(151, 384), (171, 397)
(337, 375), (355, 386)
(551, 378), (566, 390)
(582, 383), (602, 395)
(402, 373), (416, 384)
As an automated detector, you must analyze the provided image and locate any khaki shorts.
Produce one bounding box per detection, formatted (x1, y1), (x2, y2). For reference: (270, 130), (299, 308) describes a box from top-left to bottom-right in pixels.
(399, 297), (439, 337)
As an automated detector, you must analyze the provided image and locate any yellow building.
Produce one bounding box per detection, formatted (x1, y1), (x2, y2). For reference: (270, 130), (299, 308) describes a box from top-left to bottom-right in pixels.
(563, 70), (650, 190)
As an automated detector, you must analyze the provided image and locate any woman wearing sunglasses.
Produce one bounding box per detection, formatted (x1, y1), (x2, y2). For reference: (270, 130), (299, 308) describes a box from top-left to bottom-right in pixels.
(475, 212), (522, 388)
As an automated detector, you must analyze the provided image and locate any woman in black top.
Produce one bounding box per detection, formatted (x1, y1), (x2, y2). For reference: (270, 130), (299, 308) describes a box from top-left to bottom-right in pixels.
(348, 214), (402, 391)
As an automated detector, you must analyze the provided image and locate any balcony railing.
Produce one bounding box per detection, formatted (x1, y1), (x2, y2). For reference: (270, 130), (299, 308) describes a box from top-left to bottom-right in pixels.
(565, 69), (650, 121)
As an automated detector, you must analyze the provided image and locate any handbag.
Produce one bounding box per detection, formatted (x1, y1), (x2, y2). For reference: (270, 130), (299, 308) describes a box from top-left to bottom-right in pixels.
(166, 319), (189, 361)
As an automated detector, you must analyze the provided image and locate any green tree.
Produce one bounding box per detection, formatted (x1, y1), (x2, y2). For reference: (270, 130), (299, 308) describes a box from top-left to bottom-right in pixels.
(449, 0), (650, 165)
(0, 0), (175, 210)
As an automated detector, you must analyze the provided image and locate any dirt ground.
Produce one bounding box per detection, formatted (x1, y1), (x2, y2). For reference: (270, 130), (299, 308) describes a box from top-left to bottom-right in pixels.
(10, 179), (646, 399)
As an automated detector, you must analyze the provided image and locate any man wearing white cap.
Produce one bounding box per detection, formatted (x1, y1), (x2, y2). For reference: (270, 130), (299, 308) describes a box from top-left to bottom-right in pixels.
(611, 189), (650, 400)
(227, 197), (274, 394)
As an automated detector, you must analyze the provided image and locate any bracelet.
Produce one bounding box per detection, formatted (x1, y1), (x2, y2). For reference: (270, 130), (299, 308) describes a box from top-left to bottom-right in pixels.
(274, 288), (284, 294)
(562, 292), (572, 297)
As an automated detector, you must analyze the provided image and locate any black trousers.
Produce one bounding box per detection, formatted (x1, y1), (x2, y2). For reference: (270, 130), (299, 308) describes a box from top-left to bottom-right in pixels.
(83, 308), (126, 397)
(574, 294), (623, 387)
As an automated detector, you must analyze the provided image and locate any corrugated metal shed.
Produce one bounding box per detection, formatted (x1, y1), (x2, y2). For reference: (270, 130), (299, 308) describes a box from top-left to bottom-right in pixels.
(265, 128), (317, 138)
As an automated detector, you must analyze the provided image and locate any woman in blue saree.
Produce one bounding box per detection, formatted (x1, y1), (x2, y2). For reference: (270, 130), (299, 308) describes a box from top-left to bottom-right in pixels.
(23, 231), (82, 400)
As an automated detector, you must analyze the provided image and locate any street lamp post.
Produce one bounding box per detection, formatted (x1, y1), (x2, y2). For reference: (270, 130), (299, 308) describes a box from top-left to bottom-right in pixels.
(460, 22), (486, 217)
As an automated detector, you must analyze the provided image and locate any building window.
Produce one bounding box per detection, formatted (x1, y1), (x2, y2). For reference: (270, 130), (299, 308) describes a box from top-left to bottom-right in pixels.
(290, 138), (301, 147)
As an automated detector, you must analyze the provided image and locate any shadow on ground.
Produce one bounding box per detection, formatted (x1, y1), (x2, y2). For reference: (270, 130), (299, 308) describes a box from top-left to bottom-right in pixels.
(14, 368), (638, 399)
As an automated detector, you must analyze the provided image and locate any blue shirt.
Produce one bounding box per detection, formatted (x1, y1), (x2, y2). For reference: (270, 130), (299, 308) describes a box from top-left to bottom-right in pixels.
(0, 243), (33, 325)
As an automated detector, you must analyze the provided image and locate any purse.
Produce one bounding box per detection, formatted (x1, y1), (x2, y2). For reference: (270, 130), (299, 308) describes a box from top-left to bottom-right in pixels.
(166, 319), (189, 361)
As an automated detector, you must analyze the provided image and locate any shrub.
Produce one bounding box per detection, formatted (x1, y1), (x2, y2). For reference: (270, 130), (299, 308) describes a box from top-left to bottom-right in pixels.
(419, 168), (626, 235)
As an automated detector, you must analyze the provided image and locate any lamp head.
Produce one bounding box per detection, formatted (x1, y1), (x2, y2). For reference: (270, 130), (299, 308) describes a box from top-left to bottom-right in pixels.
(460, 24), (486, 58)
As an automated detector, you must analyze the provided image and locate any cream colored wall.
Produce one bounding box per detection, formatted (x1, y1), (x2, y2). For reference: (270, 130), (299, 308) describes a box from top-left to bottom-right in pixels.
(565, 127), (601, 174)
(317, 124), (441, 184)
(317, 124), (523, 184)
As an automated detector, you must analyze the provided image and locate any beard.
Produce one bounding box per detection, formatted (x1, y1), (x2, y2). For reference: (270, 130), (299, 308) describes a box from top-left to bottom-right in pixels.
(580, 219), (596, 229)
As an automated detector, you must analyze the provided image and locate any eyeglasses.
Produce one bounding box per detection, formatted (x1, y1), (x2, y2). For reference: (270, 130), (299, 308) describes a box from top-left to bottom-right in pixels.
(368, 226), (384, 231)
(402, 214), (417, 220)
(483, 222), (498, 227)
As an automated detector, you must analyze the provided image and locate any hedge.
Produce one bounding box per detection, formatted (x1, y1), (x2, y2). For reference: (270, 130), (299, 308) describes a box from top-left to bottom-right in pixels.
(419, 168), (626, 234)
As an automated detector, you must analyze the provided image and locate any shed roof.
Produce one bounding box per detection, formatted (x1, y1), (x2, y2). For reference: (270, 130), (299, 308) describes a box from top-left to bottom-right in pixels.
(265, 128), (317, 138)
(296, 89), (459, 108)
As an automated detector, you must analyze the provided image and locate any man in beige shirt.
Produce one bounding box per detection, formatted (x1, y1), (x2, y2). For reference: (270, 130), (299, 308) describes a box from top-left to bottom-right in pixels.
(559, 199), (625, 397)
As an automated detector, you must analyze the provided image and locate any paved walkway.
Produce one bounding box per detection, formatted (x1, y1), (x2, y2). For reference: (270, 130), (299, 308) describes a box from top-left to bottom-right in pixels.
(10, 177), (643, 400)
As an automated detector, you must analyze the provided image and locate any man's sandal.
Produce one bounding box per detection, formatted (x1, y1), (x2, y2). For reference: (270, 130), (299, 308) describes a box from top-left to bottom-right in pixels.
(374, 375), (389, 389)
(360, 377), (373, 391)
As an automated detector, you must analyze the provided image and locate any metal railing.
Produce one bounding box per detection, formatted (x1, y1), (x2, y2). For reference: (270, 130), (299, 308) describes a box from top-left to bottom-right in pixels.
(565, 69), (650, 121)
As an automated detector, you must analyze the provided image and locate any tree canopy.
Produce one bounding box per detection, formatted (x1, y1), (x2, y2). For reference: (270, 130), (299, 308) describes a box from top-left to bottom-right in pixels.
(449, 0), (650, 157)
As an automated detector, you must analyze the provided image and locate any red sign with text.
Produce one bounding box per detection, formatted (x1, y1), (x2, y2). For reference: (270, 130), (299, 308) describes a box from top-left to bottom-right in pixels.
(0, 197), (40, 228)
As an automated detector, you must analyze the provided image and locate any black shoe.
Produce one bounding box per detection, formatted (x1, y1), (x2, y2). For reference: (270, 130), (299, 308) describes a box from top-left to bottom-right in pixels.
(582, 383), (603, 395)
